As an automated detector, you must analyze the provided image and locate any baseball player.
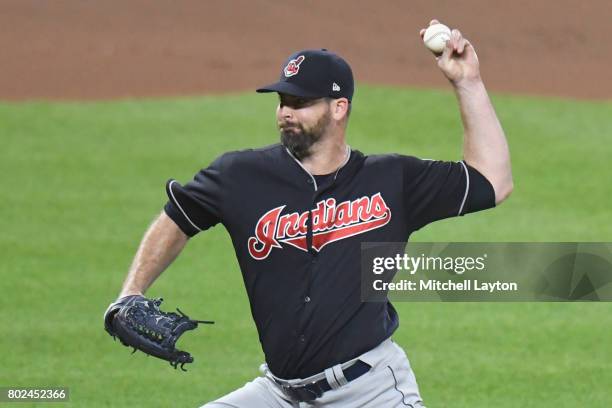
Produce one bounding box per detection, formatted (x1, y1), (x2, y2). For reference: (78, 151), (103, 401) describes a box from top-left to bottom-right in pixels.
(106, 20), (512, 407)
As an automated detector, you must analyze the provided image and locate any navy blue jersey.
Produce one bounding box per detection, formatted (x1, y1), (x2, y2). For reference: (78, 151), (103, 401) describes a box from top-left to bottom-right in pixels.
(164, 144), (495, 379)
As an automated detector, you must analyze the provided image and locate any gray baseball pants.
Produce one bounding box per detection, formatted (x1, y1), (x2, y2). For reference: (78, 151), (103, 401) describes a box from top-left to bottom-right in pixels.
(200, 338), (426, 408)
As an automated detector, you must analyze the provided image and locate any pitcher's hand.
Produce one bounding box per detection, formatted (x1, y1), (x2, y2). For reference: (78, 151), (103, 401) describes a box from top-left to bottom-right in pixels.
(420, 19), (481, 86)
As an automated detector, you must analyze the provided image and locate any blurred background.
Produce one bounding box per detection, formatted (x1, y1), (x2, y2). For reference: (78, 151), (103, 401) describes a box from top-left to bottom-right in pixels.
(1, 0), (610, 100)
(1, 1), (611, 407)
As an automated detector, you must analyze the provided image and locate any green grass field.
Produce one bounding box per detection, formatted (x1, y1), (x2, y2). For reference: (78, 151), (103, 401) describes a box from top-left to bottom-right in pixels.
(1, 86), (611, 407)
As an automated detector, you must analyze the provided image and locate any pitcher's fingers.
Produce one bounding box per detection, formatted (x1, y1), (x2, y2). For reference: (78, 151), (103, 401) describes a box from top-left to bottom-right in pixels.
(452, 29), (463, 52)
(429, 19), (440, 26)
(420, 28), (426, 38)
(447, 31), (455, 51)
(464, 40), (478, 61)
(451, 29), (460, 49)
(458, 38), (467, 54)
(453, 29), (463, 42)
(440, 36), (453, 61)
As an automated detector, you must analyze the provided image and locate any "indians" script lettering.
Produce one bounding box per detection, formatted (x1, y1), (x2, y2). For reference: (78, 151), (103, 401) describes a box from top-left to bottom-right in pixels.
(247, 193), (391, 260)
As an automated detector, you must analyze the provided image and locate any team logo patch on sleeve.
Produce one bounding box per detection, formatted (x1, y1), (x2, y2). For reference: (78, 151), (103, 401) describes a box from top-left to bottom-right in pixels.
(247, 193), (391, 260)
(283, 55), (305, 77)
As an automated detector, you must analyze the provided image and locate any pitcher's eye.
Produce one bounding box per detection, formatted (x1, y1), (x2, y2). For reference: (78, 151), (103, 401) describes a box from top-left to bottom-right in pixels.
(279, 95), (318, 109)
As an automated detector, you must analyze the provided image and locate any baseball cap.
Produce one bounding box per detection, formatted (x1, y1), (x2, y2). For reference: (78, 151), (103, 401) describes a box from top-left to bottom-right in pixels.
(256, 49), (354, 102)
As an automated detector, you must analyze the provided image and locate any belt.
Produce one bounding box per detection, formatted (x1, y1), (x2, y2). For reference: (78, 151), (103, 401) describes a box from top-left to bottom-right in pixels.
(272, 360), (371, 402)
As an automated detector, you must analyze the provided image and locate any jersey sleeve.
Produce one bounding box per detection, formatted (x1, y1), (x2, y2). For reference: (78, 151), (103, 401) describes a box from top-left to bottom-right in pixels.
(402, 156), (496, 231)
(163, 155), (225, 237)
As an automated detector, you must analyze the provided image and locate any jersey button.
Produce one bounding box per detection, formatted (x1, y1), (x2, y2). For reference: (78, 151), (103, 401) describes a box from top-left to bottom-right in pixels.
(307, 179), (313, 184)
(298, 334), (306, 343)
(304, 296), (311, 303)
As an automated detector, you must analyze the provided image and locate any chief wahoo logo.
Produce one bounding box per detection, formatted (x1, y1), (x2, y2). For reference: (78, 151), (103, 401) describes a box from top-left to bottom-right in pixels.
(284, 55), (305, 77)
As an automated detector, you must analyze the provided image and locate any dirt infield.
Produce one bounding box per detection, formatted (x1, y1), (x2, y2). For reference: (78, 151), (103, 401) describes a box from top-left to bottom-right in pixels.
(1, 0), (610, 101)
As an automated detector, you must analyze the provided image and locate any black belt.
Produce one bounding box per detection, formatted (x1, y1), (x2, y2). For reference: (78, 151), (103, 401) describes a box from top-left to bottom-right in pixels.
(274, 360), (371, 402)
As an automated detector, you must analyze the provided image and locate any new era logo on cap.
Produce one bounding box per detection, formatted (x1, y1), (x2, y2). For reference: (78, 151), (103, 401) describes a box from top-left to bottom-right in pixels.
(256, 49), (354, 101)
(284, 55), (305, 77)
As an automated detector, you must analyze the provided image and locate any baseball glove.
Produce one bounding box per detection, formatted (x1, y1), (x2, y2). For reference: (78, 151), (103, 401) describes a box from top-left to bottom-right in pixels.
(104, 295), (214, 371)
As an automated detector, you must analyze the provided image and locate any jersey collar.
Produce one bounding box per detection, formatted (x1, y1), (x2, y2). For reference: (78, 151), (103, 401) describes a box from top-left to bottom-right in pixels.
(284, 145), (352, 192)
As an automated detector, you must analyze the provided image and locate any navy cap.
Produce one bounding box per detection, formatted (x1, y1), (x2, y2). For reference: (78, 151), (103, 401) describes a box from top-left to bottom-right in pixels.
(257, 49), (354, 102)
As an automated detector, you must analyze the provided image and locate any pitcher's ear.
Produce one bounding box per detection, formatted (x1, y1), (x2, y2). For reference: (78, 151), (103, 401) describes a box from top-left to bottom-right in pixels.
(331, 97), (349, 120)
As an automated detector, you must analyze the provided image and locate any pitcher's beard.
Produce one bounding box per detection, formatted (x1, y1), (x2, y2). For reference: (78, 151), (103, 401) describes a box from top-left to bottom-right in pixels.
(280, 110), (331, 160)
(281, 128), (321, 160)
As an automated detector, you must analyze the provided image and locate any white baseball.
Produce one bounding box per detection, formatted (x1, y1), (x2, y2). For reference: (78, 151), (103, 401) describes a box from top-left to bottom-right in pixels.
(423, 23), (452, 54)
